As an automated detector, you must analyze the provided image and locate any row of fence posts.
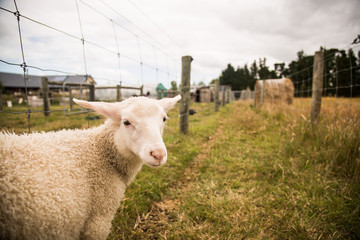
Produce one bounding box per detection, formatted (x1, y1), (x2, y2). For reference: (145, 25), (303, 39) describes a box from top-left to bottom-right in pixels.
(179, 51), (326, 130)
(38, 50), (340, 133)
(41, 77), (96, 117)
(39, 55), (232, 134)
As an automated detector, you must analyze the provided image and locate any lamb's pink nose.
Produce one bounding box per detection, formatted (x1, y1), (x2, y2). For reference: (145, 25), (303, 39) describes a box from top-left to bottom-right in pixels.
(150, 149), (165, 162)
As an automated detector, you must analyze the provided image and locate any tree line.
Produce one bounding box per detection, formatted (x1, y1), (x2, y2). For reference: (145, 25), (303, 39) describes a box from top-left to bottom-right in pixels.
(218, 48), (360, 97)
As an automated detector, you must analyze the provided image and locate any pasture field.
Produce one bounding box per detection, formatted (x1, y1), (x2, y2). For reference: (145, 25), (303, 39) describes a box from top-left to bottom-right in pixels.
(0, 98), (359, 239)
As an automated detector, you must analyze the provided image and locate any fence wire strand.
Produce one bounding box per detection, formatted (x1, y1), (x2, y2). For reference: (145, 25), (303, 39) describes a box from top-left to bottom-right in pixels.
(0, 0), (182, 132)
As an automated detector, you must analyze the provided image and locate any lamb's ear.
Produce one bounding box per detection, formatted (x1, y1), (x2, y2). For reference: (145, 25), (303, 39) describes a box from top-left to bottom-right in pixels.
(73, 98), (121, 121)
(157, 95), (181, 113)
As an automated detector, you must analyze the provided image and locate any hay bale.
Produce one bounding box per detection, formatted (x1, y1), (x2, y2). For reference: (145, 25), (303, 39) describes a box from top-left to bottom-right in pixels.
(254, 78), (294, 107)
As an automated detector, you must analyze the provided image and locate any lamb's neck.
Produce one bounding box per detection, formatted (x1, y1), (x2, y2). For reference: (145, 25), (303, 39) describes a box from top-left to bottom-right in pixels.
(94, 122), (143, 186)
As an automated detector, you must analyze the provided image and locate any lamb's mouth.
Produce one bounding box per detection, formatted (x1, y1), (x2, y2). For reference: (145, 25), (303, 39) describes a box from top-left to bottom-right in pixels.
(146, 161), (162, 168)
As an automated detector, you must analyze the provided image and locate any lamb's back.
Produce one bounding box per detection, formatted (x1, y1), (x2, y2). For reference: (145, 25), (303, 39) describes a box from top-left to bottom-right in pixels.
(0, 130), (94, 239)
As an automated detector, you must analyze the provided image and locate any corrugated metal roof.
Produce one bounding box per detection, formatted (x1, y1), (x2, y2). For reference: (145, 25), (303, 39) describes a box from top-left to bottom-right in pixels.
(0, 72), (42, 88)
(0, 72), (94, 88)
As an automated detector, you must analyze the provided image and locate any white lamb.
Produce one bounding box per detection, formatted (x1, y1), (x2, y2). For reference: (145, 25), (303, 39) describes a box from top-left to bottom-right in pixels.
(0, 95), (181, 240)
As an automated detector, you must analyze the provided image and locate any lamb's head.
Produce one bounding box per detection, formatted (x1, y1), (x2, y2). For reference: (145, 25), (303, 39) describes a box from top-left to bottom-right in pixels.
(73, 95), (181, 168)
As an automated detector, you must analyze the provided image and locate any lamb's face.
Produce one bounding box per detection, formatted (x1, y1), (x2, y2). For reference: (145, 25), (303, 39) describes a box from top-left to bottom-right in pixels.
(73, 95), (181, 168)
(117, 103), (168, 167)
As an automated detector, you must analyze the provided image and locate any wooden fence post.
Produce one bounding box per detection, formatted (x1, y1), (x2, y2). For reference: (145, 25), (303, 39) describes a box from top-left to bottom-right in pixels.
(116, 85), (121, 101)
(89, 84), (95, 101)
(140, 85), (144, 96)
(226, 87), (231, 103)
(41, 77), (50, 117)
(180, 55), (192, 134)
(214, 79), (219, 112)
(69, 87), (73, 110)
(311, 51), (324, 124)
(222, 86), (226, 106)
(0, 89), (3, 111)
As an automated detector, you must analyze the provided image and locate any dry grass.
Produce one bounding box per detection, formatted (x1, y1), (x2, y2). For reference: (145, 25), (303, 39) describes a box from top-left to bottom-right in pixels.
(111, 98), (360, 239)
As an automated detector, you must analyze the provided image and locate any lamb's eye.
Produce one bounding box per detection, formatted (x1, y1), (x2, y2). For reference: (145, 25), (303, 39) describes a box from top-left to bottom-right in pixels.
(123, 120), (131, 126)
(163, 117), (166, 122)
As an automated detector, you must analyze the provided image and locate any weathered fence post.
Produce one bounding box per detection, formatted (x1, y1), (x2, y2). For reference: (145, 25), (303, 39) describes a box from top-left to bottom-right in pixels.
(41, 77), (50, 117)
(246, 87), (251, 101)
(222, 86), (226, 106)
(140, 85), (144, 96)
(116, 85), (121, 102)
(311, 50), (324, 124)
(180, 55), (192, 134)
(214, 79), (220, 112)
(89, 84), (95, 101)
(226, 87), (231, 103)
(0, 88), (3, 111)
(69, 87), (73, 110)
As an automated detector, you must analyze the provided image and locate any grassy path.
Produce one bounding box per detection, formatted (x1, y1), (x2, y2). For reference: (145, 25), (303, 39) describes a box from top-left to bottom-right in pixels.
(128, 101), (289, 239)
(110, 101), (360, 239)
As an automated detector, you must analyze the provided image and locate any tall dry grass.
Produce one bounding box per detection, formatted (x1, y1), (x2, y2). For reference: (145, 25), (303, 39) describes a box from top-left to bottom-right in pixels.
(281, 97), (360, 179)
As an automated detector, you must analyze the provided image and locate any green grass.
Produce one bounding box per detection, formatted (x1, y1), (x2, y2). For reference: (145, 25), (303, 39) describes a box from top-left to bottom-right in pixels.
(108, 102), (224, 238)
(110, 100), (360, 239)
(1, 98), (359, 239)
(0, 105), (103, 133)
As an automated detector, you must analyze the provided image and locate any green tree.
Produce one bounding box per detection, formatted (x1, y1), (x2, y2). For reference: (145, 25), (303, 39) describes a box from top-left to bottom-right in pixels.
(284, 50), (314, 97)
(283, 48), (360, 97)
(274, 63), (285, 78)
(219, 64), (236, 86)
(219, 62), (259, 91)
(258, 58), (270, 79)
(170, 81), (177, 91)
(210, 79), (218, 84)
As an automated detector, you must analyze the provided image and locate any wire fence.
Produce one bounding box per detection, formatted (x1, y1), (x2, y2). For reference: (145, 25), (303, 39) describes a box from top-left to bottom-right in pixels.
(0, 0), (231, 134)
(0, 0), (184, 133)
(288, 41), (360, 122)
(1, 0), (359, 134)
(247, 38), (360, 124)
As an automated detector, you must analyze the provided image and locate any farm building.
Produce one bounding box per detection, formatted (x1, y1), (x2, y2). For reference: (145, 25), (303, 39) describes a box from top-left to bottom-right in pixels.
(189, 84), (232, 103)
(0, 72), (96, 95)
(193, 86), (214, 102)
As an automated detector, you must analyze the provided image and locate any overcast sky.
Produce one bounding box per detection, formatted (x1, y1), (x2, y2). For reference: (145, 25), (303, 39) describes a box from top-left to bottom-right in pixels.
(0, 0), (359, 87)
